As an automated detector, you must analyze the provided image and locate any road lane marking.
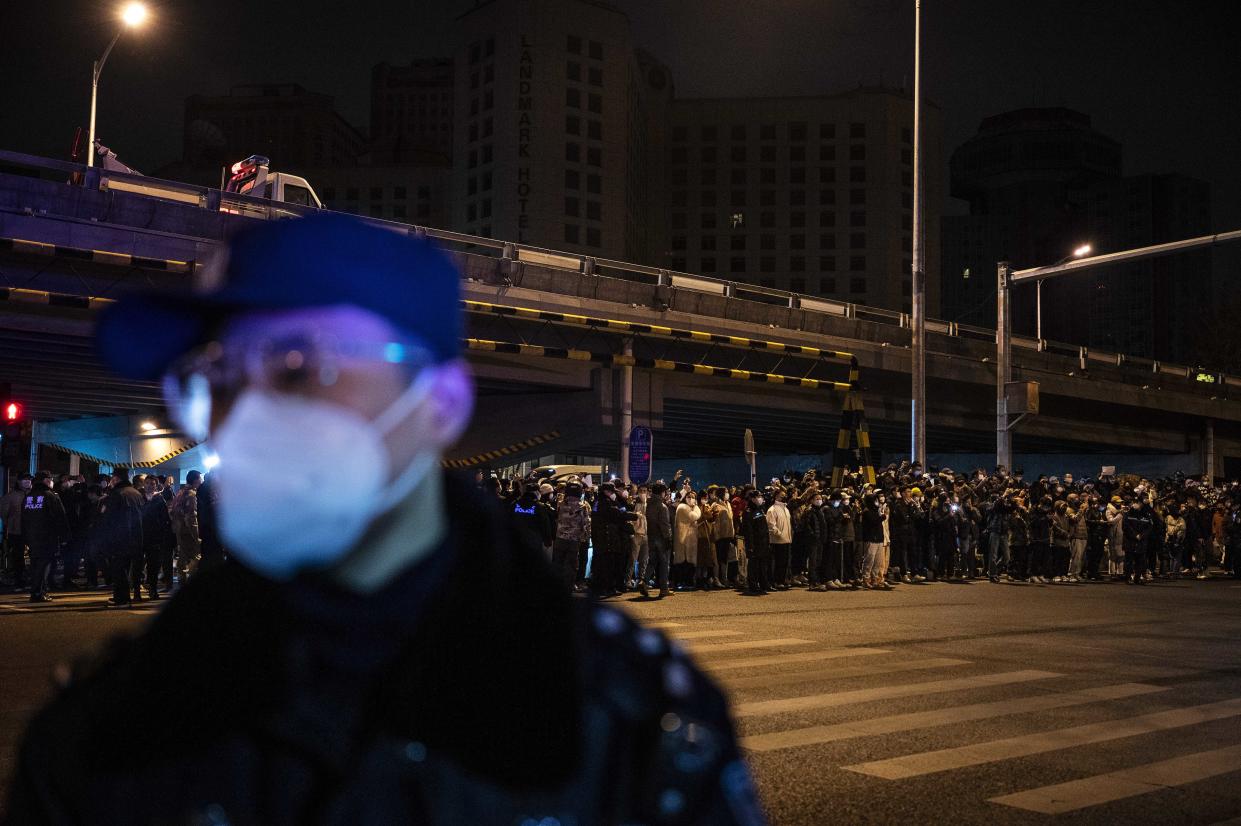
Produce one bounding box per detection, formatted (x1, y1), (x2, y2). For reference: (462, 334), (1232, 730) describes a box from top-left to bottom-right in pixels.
(724, 657), (971, 691)
(687, 638), (815, 654)
(734, 670), (1060, 718)
(644, 622), (684, 629)
(847, 696), (1241, 780)
(990, 742), (1241, 814)
(742, 682), (1166, 753)
(703, 648), (890, 672)
(670, 630), (745, 640)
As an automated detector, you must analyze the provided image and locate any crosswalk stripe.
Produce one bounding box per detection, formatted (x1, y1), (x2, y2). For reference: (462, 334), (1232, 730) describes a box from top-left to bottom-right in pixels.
(734, 669), (1060, 718)
(724, 657), (970, 692)
(741, 682), (1166, 753)
(847, 696), (1241, 780)
(670, 630), (745, 640)
(703, 648), (890, 672)
(990, 742), (1241, 814)
(687, 638), (815, 654)
(645, 622), (684, 629)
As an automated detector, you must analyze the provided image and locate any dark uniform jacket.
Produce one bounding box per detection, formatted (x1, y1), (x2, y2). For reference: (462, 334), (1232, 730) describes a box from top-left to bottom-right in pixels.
(21, 484), (68, 553)
(95, 482), (144, 561)
(740, 506), (770, 557)
(5, 476), (760, 825)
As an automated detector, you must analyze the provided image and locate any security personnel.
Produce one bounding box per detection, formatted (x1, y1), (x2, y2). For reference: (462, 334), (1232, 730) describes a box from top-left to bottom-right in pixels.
(6, 214), (762, 825)
(22, 471), (68, 603)
(741, 490), (771, 594)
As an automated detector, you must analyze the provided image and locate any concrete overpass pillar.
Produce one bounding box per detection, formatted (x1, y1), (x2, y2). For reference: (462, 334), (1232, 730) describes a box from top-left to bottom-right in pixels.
(1205, 420), (1216, 481)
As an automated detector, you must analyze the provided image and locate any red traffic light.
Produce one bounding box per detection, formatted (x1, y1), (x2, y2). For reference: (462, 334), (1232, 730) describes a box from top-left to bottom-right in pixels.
(4, 402), (20, 421)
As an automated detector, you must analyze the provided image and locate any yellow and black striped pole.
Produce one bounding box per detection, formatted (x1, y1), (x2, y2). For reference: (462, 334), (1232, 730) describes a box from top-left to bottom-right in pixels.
(830, 357), (877, 487)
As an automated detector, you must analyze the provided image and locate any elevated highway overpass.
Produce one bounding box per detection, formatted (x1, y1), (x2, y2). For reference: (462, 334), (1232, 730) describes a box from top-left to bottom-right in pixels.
(1, 149), (1237, 479)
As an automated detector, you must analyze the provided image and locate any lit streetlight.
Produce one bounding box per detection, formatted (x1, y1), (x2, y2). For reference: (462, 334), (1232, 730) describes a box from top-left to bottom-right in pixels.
(87, 2), (150, 168)
(1036, 243), (1092, 342)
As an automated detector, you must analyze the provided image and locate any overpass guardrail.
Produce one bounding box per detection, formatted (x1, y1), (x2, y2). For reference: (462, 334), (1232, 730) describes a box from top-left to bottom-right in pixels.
(0, 148), (1229, 395)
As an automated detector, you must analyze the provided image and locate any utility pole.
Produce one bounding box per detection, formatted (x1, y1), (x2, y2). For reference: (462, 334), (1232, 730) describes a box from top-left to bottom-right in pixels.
(619, 338), (633, 484)
(995, 261), (1012, 471)
(910, 0), (926, 465)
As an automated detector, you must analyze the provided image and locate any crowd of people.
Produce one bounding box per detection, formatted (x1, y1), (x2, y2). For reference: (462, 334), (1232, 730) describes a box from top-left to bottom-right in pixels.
(487, 463), (1241, 597)
(0, 467), (222, 606)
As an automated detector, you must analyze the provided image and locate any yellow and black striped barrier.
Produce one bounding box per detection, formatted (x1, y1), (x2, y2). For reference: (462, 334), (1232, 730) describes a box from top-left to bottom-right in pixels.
(42, 440), (200, 470)
(0, 286), (115, 310)
(442, 430), (562, 469)
(0, 237), (196, 274)
(464, 299), (855, 362)
(830, 359), (877, 487)
(465, 338), (851, 391)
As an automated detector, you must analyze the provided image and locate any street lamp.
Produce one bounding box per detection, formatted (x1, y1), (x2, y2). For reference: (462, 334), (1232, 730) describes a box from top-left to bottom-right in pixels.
(1036, 243), (1092, 343)
(86, 2), (150, 168)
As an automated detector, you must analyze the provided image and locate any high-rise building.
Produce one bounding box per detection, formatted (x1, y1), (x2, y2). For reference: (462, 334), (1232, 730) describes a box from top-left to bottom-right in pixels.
(370, 59), (455, 159)
(665, 88), (942, 312)
(941, 108), (1210, 361)
(451, 0), (673, 263)
(181, 84), (366, 174)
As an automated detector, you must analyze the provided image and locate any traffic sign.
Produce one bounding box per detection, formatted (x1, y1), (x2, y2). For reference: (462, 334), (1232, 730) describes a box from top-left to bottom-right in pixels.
(627, 426), (653, 485)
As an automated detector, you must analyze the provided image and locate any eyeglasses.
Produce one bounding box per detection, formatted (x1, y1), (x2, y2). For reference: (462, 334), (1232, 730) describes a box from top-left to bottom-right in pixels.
(162, 332), (430, 441)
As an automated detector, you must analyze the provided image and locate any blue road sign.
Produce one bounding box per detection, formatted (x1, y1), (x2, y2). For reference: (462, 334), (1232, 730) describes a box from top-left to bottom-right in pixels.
(627, 426), (653, 485)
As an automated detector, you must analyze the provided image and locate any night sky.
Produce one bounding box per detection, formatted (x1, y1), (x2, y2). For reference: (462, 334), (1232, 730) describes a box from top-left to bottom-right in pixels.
(3, 0), (1239, 229)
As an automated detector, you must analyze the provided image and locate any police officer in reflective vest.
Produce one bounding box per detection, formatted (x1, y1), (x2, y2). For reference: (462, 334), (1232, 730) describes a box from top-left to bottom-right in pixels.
(7, 214), (763, 825)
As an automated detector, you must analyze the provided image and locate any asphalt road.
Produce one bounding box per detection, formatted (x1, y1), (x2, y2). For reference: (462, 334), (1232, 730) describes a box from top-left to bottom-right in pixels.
(4, 577), (1241, 824)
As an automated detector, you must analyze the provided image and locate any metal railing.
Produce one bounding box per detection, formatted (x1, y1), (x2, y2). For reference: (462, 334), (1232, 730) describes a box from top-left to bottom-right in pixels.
(0, 147), (1227, 392)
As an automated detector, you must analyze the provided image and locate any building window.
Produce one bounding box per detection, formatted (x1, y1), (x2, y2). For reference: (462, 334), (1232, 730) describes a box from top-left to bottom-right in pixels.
(345, 187), (358, 201)
(567, 62), (581, 81)
(483, 117), (493, 137)
(586, 201), (601, 220)
(850, 277), (866, 294)
(761, 190), (775, 206)
(819, 167), (836, 183)
(671, 234), (686, 250)
(586, 227), (601, 246)
(850, 166), (866, 183)
(761, 168), (776, 185)
(730, 190), (746, 207)
(588, 93), (602, 113)
(565, 223), (580, 243)
(392, 205), (406, 220)
(466, 203), (477, 222)
(586, 175), (599, 194)
(790, 167), (805, 184)
(701, 125), (717, 141)
(672, 125), (687, 142)
(850, 256), (866, 271)
(850, 123), (866, 138)
(370, 186), (383, 200)
(730, 168), (747, 185)
(790, 145), (805, 162)
(702, 190), (717, 208)
(902, 126), (912, 144)
(730, 257), (746, 273)
(760, 211), (775, 228)
(467, 177), (477, 196)
(482, 144), (493, 164)
(730, 235), (746, 251)
(588, 66), (602, 86)
(790, 211), (805, 228)
(587, 120), (602, 139)
(588, 40), (603, 59)
(819, 233), (836, 248)
(731, 124), (747, 141)
(701, 235), (717, 251)
(818, 145), (835, 163)
(565, 169), (580, 189)
(731, 146), (747, 163)
(902, 148), (913, 165)
(902, 279), (912, 297)
(819, 189), (835, 206)
(789, 256), (805, 272)
(670, 190), (687, 207)
(566, 115), (581, 135)
(701, 146), (717, 164)
(565, 197), (580, 217)
(671, 212), (686, 229)
(761, 256), (776, 272)
(671, 169), (686, 185)
(761, 145), (776, 163)
(790, 234), (805, 250)
(566, 88), (580, 108)
(761, 234), (775, 250)
(902, 191), (913, 209)
(470, 42), (481, 64)
(850, 189), (866, 205)
(485, 37), (495, 57)
(788, 122), (807, 141)
(902, 213), (913, 230)
(587, 147), (601, 166)
(850, 144), (866, 161)
(819, 277), (836, 294)
(789, 190), (805, 206)
(567, 35), (582, 54)
(670, 258), (686, 271)
(702, 257), (716, 272)
(481, 199), (491, 218)
(790, 276), (806, 292)
(701, 169), (716, 186)
(850, 231), (865, 247)
(566, 142), (580, 162)
(731, 211), (745, 229)
(820, 123), (836, 139)
(670, 146), (687, 164)
(760, 123), (776, 141)
(701, 213), (717, 229)
(820, 256), (836, 271)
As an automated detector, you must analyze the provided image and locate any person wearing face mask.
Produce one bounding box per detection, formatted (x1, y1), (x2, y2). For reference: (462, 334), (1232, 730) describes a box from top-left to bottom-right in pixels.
(1123, 496), (1155, 585)
(741, 490), (771, 594)
(672, 489), (702, 590)
(766, 490), (793, 590)
(8, 214), (757, 825)
(1, 474), (33, 588)
(170, 471), (203, 582)
(22, 472), (69, 603)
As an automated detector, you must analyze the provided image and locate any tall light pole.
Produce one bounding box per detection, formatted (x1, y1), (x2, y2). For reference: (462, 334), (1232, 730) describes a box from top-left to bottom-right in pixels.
(910, 0), (926, 465)
(1036, 244), (1091, 342)
(87, 2), (149, 168)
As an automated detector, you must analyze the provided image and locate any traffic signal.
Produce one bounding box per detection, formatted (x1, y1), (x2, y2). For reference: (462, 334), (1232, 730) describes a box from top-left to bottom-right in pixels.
(4, 401), (19, 422)
(0, 383), (29, 469)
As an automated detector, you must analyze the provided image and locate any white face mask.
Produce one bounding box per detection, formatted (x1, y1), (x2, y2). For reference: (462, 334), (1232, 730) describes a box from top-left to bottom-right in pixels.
(18, 479), (31, 491)
(211, 372), (436, 580)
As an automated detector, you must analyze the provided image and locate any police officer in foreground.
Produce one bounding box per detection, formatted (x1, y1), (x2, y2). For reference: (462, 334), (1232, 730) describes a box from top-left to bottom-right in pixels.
(5, 214), (762, 825)
(22, 471), (67, 603)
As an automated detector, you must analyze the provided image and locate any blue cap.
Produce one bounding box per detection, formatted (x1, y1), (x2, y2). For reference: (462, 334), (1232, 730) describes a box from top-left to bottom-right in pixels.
(96, 213), (461, 379)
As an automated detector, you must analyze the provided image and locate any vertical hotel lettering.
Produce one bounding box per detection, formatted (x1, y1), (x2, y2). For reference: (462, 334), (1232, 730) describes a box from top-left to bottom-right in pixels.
(516, 35), (534, 242)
